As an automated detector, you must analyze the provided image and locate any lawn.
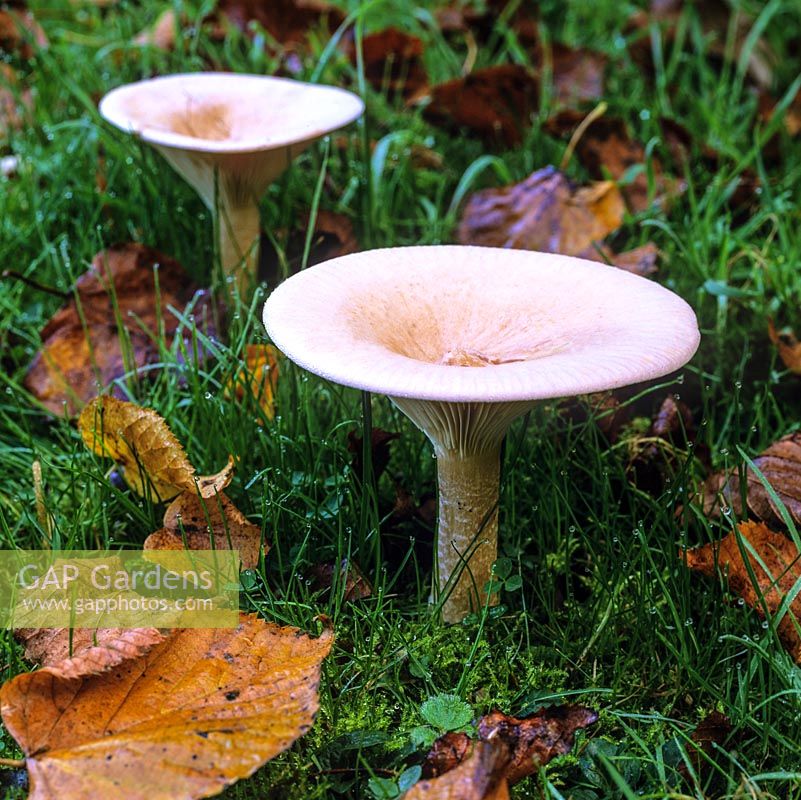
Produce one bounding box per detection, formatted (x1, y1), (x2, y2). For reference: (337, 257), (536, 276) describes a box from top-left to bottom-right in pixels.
(2, 0), (801, 798)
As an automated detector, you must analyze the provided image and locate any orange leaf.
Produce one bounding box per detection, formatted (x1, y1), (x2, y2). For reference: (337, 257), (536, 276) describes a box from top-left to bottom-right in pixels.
(684, 521), (801, 661)
(768, 319), (801, 374)
(225, 344), (280, 422)
(1, 614), (333, 800)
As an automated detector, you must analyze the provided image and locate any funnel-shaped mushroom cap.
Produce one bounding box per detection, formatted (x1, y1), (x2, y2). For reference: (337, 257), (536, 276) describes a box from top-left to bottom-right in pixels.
(99, 73), (364, 206)
(264, 246), (700, 402)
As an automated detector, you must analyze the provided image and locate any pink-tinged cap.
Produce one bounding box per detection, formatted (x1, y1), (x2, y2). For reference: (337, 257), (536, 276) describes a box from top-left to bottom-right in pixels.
(264, 246), (700, 403)
(99, 73), (364, 155)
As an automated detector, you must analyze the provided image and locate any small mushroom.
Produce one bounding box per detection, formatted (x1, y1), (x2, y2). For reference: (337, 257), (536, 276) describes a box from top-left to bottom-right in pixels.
(99, 73), (364, 295)
(263, 246), (700, 622)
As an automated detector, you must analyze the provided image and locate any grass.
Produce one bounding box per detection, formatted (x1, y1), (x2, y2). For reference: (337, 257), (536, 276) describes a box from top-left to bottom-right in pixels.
(2, 0), (801, 797)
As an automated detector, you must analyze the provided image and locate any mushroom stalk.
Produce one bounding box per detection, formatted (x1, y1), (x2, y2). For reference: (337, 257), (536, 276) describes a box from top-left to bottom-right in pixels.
(434, 445), (501, 622)
(218, 198), (260, 296)
(391, 398), (533, 623)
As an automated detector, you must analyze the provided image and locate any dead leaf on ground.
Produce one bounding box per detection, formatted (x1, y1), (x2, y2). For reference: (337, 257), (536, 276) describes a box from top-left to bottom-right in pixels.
(563, 392), (631, 444)
(457, 165), (624, 257)
(0, 8), (48, 58)
(539, 43), (607, 108)
(16, 627), (167, 680)
(345, 28), (427, 100)
(23, 243), (215, 416)
(210, 0), (344, 48)
(261, 209), (359, 285)
(145, 489), (266, 569)
(412, 705), (598, 797)
(678, 710), (734, 785)
(347, 427), (399, 483)
(225, 344), (280, 422)
(0, 614), (332, 800)
(684, 521), (801, 661)
(546, 112), (683, 213)
(435, 0), (538, 47)
(768, 319), (801, 375)
(306, 559), (372, 602)
(420, 65), (539, 147)
(701, 432), (801, 527)
(79, 396), (234, 502)
(1, 64), (32, 137)
(759, 88), (801, 138)
(132, 8), (179, 51)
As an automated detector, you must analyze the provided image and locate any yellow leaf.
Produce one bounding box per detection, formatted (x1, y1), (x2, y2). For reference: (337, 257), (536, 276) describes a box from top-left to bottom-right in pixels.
(225, 344), (280, 422)
(1, 614), (333, 800)
(78, 397), (233, 501)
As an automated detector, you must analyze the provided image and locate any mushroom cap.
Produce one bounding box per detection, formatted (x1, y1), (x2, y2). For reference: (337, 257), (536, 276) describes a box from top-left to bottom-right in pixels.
(99, 73), (364, 155)
(264, 246), (700, 404)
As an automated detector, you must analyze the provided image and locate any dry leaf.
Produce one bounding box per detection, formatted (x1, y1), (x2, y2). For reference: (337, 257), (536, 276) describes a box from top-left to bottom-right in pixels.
(421, 732), (472, 778)
(457, 165), (624, 257)
(421, 65), (539, 147)
(768, 319), (801, 374)
(306, 559), (372, 602)
(23, 243), (215, 416)
(701, 432), (801, 527)
(225, 344), (280, 422)
(612, 242), (659, 276)
(545, 112), (682, 213)
(684, 521), (801, 661)
(16, 628), (167, 680)
(211, 0), (343, 47)
(346, 28), (427, 100)
(145, 489), (265, 569)
(477, 706), (600, 784)
(347, 427), (399, 483)
(540, 43), (607, 107)
(132, 8), (178, 51)
(409, 740), (511, 800)
(0, 8), (48, 58)
(79, 396), (234, 501)
(1, 614), (333, 800)
(678, 710), (733, 785)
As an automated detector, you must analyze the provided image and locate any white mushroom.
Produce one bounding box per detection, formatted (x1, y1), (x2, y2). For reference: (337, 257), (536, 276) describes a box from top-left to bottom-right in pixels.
(99, 73), (364, 295)
(263, 245), (700, 622)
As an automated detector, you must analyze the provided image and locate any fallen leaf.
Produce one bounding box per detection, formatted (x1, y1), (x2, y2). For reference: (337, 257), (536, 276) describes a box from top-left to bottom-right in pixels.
(421, 732), (472, 778)
(79, 396), (234, 501)
(435, 0), (538, 47)
(409, 740), (511, 799)
(684, 521), (801, 661)
(132, 8), (178, 51)
(477, 706), (600, 784)
(540, 42), (607, 107)
(421, 65), (539, 147)
(0, 8), (48, 58)
(563, 392), (630, 444)
(16, 627), (167, 680)
(260, 209), (359, 284)
(346, 28), (427, 99)
(1, 614), (333, 800)
(678, 710), (733, 785)
(768, 319), (801, 374)
(145, 489), (265, 569)
(225, 344), (280, 422)
(612, 242), (659, 276)
(23, 243), (215, 416)
(701, 432), (801, 527)
(306, 559), (372, 602)
(457, 165), (624, 257)
(759, 88), (801, 138)
(545, 112), (682, 213)
(347, 427), (399, 483)
(1, 64), (32, 137)
(211, 0), (343, 47)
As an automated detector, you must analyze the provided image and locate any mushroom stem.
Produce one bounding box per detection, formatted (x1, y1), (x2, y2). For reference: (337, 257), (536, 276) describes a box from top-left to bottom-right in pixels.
(434, 445), (501, 623)
(218, 199), (260, 296)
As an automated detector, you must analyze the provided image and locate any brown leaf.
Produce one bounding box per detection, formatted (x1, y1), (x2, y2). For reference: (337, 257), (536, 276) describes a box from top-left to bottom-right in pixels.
(0, 64), (32, 137)
(684, 521), (801, 661)
(409, 740), (511, 800)
(23, 243), (215, 416)
(612, 242), (659, 277)
(768, 319), (801, 374)
(212, 0), (343, 47)
(678, 710), (733, 785)
(546, 112), (683, 213)
(348, 427), (399, 483)
(132, 8), (178, 51)
(79, 396), (234, 501)
(421, 65), (539, 147)
(225, 344), (280, 422)
(145, 489), (266, 569)
(0, 8), (48, 58)
(477, 706), (600, 784)
(16, 628), (167, 680)
(457, 165), (624, 257)
(540, 43), (607, 107)
(702, 433), (801, 527)
(1, 614), (333, 800)
(346, 28), (427, 100)
(306, 559), (372, 602)
(421, 732), (472, 779)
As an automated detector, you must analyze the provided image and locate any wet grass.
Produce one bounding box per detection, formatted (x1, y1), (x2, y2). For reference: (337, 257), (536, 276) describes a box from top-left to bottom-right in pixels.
(2, 0), (801, 797)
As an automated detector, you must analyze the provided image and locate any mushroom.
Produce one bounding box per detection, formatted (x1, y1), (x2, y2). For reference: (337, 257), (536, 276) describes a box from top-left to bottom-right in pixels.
(99, 73), (364, 295)
(263, 245), (700, 622)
